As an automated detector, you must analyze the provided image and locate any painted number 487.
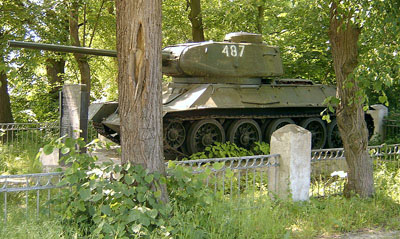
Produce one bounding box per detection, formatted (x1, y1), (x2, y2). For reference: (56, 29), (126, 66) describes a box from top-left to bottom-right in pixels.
(222, 45), (245, 57)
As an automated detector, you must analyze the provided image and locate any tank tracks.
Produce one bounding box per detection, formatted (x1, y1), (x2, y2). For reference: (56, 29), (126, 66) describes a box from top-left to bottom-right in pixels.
(92, 108), (374, 160)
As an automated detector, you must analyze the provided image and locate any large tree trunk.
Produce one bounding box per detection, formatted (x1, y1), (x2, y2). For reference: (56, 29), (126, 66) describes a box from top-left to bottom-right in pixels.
(46, 57), (65, 100)
(116, 0), (167, 201)
(69, 0), (91, 93)
(256, 5), (265, 34)
(0, 56), (13, 124)
(188, 0), (205, 42)
(329, 1), (374, 198)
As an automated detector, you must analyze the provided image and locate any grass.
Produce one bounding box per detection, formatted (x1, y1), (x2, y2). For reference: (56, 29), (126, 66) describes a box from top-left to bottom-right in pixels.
(170, 191), (400, 239)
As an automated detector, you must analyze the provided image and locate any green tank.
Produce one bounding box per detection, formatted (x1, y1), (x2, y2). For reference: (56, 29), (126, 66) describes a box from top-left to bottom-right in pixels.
(9, 32), (375, 159)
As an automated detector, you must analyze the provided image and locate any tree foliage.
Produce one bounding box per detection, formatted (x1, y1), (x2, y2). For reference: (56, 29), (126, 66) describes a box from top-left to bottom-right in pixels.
(2, 0), (399, 125)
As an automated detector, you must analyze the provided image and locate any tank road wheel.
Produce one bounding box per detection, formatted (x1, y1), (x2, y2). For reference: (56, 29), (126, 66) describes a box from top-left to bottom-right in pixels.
(164, 121), (186, 149)
(265, 118), (295, 142)
(187, 119), (225, 154)
(327, 119), (342, 148)
(227, 119), (262, 149)
(300, 118), (327, 149)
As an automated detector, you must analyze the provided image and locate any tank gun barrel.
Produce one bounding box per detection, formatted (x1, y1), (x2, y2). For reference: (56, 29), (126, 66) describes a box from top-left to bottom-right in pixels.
(8, 40), (117, 57)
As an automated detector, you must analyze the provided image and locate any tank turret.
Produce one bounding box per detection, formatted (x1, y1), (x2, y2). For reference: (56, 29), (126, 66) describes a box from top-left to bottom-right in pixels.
(162, 32), (283, 81)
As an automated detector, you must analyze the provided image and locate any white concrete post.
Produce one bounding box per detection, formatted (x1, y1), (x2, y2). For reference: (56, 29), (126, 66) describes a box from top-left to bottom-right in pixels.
(367, 104), (388, 141)
(268, 124), (311, 201)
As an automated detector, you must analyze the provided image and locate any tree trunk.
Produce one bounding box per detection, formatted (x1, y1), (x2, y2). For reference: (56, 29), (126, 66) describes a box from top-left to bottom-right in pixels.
(46, 57), (65, 100)
(256, 5), (265, 34)
(328, 1), (374, 198)
(188, 0), (205, 42)
(116, 0), (167, 202)
(0, 56), (13, 124)
(69, 0), (91, 93)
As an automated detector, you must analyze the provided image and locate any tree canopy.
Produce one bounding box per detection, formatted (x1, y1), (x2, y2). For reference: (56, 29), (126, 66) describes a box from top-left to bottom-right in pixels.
(3, 0), (398, 122)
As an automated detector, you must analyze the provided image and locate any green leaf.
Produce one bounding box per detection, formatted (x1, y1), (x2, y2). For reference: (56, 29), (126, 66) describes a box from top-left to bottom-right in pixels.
(137, 193), (146, 203)
(132, 224), (141, 233)
(65, 138), (75, 148)
(213, 162), (224, 170)
(101, 205), (112, 216)
(127, 210), (139, 223)
(92, 193), (103, 202)
(124, 174), (134, 184)
(114, 165), (122, 173)
(61, 147), (70, 155)
(225, 168), (234, 178)
(378, 95), (387, 104)
(79, 188), (91, 201)
(77, 201), (86, 212)
(148, 209), (158, 219)
(154, 190), (161, 198)
(145, 174), (154, 183)
(43, 145), (54, 155)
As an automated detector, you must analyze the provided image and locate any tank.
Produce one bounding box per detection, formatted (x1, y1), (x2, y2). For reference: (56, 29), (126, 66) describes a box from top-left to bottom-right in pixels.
(9, 33), (375, 159)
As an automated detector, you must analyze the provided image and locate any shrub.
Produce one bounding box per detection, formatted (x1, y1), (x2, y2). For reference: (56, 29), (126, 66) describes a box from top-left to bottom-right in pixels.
(47, 137), (172, 238)
(186, 141), (270, 160)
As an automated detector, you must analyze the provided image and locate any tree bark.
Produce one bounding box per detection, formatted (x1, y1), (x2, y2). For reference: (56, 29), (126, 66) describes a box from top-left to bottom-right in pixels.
(188, 0), (205, 42)
(256, 5), (265, 34)
(69, 0), (91, 93)
(116, 0), (167, 201)
(0, 56), (13, 124)
(328, 1), (374, 198)
(46, 57), (65, 100)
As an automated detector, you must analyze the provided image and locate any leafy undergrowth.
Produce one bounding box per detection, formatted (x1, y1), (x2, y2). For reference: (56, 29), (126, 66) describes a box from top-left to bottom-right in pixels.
(184, 141), (270, 160)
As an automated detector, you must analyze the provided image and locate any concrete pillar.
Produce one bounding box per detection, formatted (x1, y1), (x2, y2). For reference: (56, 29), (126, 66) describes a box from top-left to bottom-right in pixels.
(60, 84), (89, 141)
(268, 124), (311, 201)
(367, 104), (388, 141)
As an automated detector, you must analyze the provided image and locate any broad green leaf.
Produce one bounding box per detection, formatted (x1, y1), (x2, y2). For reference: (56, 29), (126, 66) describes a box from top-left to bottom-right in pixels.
(101, 205), (112, 216)
(61, 147), (70, 155)
(79, 188), (91, 201)
(145, 174), (154, 183)
(91, 193), (103, 202)
(148, 209), (158, 219)
(213, 162), (224, 170)
(43, 145), (54, 155)
(225, 168), (234, 178)
(65, 138), (75, 148)
(124, 174), (134, 184)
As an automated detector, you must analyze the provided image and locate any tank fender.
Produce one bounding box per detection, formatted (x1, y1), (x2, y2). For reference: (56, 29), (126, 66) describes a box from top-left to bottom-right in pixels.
(89, 102), (118, 123)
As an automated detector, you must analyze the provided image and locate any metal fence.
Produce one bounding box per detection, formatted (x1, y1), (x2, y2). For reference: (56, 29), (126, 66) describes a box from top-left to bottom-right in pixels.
(0, 172), (63, 224)
(384, 114), (400, 140)
(173, 154), (280, 202)
(310, 144), (400, 197)
(0, 122), (59, 157)
(0, 122), (98, 173)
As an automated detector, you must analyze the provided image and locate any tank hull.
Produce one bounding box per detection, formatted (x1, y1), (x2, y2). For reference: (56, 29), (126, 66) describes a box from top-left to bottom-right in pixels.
(89, 80), (375, 159)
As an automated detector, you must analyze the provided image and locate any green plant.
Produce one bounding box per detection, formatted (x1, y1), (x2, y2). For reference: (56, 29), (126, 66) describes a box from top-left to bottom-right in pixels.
(45, 137), (172, 238)
(186, 142), (270, 160)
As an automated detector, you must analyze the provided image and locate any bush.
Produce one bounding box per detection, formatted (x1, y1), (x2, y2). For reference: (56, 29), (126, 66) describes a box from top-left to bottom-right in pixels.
(47, 137), (219, 238)
(186, 141), (270, 160)
(47, 137), (172, 238)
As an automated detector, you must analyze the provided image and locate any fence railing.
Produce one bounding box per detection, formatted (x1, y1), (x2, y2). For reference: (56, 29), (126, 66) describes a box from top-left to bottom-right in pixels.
(173, 154), (280, 200)
(0, 122), (60, 153)
(384, 114), (400, 140)
(0, 172), (63, 224)
(310, 144), (400, 197)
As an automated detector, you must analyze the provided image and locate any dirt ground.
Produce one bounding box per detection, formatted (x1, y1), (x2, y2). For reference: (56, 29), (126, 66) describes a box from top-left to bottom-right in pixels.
(319, 230), (400, 239)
